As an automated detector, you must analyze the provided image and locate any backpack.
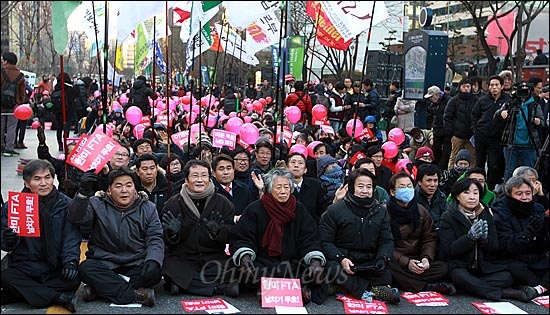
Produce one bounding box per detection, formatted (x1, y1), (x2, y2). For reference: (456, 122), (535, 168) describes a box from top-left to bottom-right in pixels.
(1, 67), (23, 109)
(50, 89), (63, 113)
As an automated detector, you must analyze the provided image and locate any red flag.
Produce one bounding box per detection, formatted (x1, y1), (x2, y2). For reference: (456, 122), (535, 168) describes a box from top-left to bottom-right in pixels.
(306, 1), (352, 51)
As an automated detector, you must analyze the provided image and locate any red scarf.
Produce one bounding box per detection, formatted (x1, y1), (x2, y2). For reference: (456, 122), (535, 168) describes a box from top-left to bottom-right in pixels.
(261, 193), (297, 257)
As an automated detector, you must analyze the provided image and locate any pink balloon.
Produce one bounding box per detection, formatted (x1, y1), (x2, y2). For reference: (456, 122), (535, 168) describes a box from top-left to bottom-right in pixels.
(394, 159), (413, 174)
(225, 117), (244, 134)
(312, 104), (328, 120)
(14, 105), (33, 120)
(388, 128), (406, 145)
(239, 122), (259, 145)
(119, 94), (128, 104)
(245, 103), (253, 112)
(182, 103), (190, 112)
(243, 116), (252, 123)
(252, 100), (263, 112)
(201, 94), (216, 107)
(285, 106), (302, 124)
(125, 106), (143, 125)
(191, 104), (200, 114)
(219, 115), (229, 124)
(153, 108), (160, 116)
(168, 99), (178, 111)
(206, 115), (217, 128)
(258, 98), (266, 106)
(228, 111), (237, 118)
(181, 95), (191, 105)
(186, 112), (198, 124)
(133, 124), (146, 138)
(156, 101), (166, 111)
(289, 144), (307, 158)
(346, 119), (363, 137)
(190, 123), (205, 138)
(382, 141), (399, 159)
(31, 120), (41, 129)
(307, 141), (323, 158)
(93, 90), (101, 98)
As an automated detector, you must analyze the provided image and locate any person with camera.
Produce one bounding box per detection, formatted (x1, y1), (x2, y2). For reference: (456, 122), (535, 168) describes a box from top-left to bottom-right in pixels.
(471, 75), (510, 191)
(494, 79), (545, 183)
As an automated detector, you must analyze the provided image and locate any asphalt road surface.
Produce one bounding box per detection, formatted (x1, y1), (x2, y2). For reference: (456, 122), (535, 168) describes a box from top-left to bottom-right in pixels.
(1, 128), (548, 314)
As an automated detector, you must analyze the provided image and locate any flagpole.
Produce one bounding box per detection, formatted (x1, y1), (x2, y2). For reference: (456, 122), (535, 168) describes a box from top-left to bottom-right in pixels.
(111, 40), (118, 100)
(219, 22), (230, 93)
(60, 55), (68, 179)
(276, 0), (288, 163)
(197, 21), (203, 160)
(102, 0), (109, 135)
(152, 15), (157, 131)
(91, 1), (104, 98)
(307, 2), (322, 85)
(360, 2), (377, 84)
(165, 0), (172, 198)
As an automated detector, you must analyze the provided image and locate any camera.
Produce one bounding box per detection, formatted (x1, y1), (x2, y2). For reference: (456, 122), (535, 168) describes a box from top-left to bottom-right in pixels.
(510, 81), (532, 100)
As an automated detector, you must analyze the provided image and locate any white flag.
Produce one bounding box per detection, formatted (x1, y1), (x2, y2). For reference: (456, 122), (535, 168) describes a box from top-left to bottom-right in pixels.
(245, 12), (281, 55)
(215, 23), (259, 66)
(319, 1), (389, 41)
(222, 1), (281, 29)
(113, 1), (180, 42)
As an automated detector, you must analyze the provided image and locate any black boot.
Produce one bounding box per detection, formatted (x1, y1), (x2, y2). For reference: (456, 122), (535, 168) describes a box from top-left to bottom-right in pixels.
(134, 287), (155, 307)
(214, 283), (240, 298)
(502, 288), (528, 302)
(53, 292), (77, 313)
(425, 282), (457, 295)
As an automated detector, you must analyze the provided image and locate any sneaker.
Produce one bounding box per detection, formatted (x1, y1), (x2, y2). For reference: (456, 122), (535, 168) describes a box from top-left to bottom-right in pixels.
(426, 282), (457, 295)
(15, 143), (27, 149)
(519, 285), (538, 301)
(54, 292), (77, 313)
(134, 287), (155, 307)
(80, 284), (97, 302)
(372, 285), (400, 304)
(2, 150), (20, 157)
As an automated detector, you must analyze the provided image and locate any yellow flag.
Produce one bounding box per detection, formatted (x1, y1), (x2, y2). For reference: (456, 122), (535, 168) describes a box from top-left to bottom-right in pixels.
(115, 44), (123, 71)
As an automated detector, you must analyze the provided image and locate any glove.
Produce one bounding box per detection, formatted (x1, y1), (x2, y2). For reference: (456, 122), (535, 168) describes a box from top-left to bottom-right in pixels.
(468, 220), (484, 241)
(37, 126), (46, 145)
(526, 215), (544, 239)
(479, 219), (488, 240)
(2, 228), (19, 251)
(306, 258), (324, 284)
(239, 254), (256, 279)
(78, 170), (99, 197)
(62, 261), (79, 281)
(202, 211), (224, 239)
(373, 257), (387, 272)
(140, 260), (161, 288)
(162, 211), (182, 235)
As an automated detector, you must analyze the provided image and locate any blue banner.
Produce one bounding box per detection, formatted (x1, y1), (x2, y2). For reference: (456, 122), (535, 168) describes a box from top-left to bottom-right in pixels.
(154, 41), (168, 74)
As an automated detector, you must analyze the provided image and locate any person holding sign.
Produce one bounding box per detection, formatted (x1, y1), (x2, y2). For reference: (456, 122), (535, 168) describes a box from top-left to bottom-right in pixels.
(230, 168), (328, 305)
(1, 159), (82, 312)
(68, 168), (164, 307)
(319, 168), (400, 304)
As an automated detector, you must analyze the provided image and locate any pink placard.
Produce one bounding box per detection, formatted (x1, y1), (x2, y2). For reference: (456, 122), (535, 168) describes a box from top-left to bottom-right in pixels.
(8, 191), (40, 237)
(400, 291), (449, 306)
(66, 129), (121, 174)
(181, 298), (228, 312)
(336, 294), (389, 314)
(212, 129), (237, 149)
(171, 130), (191, 149)
(260, 277), (303, 308)
(321, 125), (335, 135)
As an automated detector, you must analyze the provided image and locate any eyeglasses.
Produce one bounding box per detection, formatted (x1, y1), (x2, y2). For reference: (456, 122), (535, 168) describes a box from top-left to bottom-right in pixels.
(114, 152), (130, 157)
(234, 158), (249, 164)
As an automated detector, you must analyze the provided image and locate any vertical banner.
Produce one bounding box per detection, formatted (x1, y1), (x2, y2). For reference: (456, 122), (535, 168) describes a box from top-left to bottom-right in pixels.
(271, 45), (280, 85)
(8, 191), (40, 237)
(287, 36), (305, 81)
(201, 65), (210, 86)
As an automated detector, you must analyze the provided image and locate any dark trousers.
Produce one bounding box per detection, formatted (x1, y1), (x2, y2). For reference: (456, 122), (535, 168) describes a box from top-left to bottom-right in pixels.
(432, 134), (452, 171)
(54, 112), (70, 150)
(449, 267), (513, 301)
(505, 260), (549, 289)
(389, 260), (449, 292)
(14, 119), (27, 144)
(325, 261), (392, 300)
(1, 267), (80, 308)
(474, 134), (505, 190)
(79, 259), (143, 305)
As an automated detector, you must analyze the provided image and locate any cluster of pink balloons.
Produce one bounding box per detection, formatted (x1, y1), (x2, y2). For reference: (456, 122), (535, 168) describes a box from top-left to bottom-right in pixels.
(381, 128), (406, 158)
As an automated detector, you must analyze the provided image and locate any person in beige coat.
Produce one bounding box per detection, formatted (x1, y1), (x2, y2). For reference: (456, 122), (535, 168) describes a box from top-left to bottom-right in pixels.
(393, 96), (416, 133)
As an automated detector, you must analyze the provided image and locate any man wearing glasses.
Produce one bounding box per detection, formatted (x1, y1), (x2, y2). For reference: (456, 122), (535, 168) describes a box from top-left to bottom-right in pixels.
(366, 145), (392, 191)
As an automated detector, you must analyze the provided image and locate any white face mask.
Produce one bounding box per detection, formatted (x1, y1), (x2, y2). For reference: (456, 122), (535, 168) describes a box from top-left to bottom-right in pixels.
(415, 135), (424, 143)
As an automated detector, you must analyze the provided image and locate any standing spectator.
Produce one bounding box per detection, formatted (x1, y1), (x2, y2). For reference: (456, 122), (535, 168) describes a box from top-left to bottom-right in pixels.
(230, 168), (328, 304)
(386, 172), (455, 295)
(444, 78), (477, 169)
(328, 82), (350, 134)
(14, 77), (33, 149)
(424, 85), (452, 170)
(498, 70), (514, 95)
(492, 176), (548, 296)
(343, 81), (368, 123)
(258, 79), (274, 99)
(284, 80), (312, 124)
(160, 159), (238, 297)
(444, 62), (454, 88)
(68, 168), (164, 307)
(319, 168), (400, 304)
(467, 61), (478, 78)
(439, 177), (537, 302)
(533, 48), (549, 65)
(245, 82), (257, 100)
(362, 79), (381, 121)
(127, 75), (157, 116)
(1, 159), (81, 312)
(471, 75), (509, 190)
(72, 78), (90, 136)
(51, 72), (78, 152)
(393, 96), (416, 133)
(1, 51), (26, 157)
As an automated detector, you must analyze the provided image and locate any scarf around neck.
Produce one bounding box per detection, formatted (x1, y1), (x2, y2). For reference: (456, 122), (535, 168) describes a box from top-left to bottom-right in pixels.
(458, 203), (484, 221)
(387, 196), (420, 240)
(261, 193), (296, 257)
(179, 180), (215, 218)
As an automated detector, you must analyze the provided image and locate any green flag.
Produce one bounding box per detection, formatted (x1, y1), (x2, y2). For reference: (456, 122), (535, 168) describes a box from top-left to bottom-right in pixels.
(134, 23), (149, 72)
(52, 1), (82, 55)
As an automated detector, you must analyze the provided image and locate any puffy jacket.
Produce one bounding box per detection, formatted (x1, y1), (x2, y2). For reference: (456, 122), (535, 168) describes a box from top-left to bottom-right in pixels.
(428, 92), (452, 137)
(444, 91), (477, 139)
(1, 64), (26, 112)
(128, 79), (157, 115)
(471, 92), (510, 138)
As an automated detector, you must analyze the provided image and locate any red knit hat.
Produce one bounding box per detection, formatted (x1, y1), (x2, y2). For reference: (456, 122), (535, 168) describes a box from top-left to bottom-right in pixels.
(415, 146), (434, 160)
